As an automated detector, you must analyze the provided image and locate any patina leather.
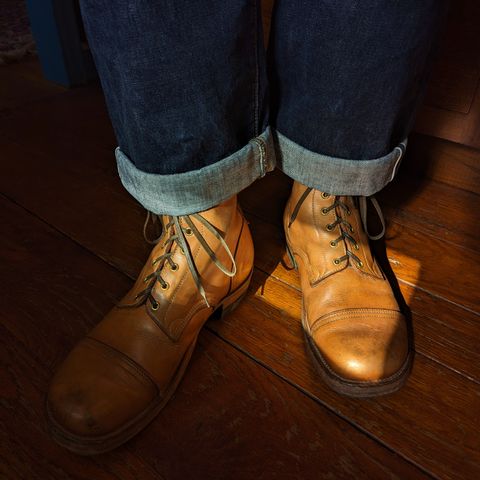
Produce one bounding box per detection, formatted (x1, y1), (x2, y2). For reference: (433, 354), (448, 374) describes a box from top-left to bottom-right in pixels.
(47, 196), (253, 453)
(284, 181), (411, 396)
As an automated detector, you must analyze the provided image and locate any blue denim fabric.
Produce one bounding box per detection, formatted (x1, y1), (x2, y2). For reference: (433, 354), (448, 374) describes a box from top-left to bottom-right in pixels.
(116, 127), (275, 215)
(79, 0), (269, 175)
(79, 0), (447, 215)
(268, 0), (448, 160)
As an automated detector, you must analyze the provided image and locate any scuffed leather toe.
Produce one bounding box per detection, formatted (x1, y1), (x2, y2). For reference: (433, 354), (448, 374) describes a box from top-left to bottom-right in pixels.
(311, 309), (409, 382)
(47, 338), (158, 438)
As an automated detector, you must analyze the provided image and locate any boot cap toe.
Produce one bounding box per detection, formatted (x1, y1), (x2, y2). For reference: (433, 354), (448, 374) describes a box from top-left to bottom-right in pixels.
(311, 309), (409, 383)
(47, 338), (158, 438)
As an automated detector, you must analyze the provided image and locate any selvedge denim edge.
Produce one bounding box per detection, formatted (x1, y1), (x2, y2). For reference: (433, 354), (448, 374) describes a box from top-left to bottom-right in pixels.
(273, 129), (407, 196)
(116, 127), (275, 215)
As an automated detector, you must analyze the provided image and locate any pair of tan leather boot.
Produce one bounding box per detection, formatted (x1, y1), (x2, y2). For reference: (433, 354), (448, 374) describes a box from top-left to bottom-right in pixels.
(47, 181), (412, 454)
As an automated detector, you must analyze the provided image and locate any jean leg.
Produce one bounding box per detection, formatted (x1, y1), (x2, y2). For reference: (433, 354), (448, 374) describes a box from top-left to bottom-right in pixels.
(79, 0), (274, 214)
(268, 0), (449, 195)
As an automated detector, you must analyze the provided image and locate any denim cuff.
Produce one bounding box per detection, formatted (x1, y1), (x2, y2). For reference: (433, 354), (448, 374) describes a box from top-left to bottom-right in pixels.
(274, 130), (407, 196)
(116, 127), (275, 215)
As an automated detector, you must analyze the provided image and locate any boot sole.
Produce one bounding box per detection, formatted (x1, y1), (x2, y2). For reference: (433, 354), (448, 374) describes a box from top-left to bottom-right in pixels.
(46, 271), (252, 455)
(286, 244), (413, 398)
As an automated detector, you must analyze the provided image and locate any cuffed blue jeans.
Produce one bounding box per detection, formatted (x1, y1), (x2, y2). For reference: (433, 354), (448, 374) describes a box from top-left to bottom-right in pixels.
(79, 0), (448, 215)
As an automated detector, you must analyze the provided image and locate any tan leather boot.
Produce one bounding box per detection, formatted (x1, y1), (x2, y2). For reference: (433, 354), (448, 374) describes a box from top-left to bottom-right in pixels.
(284, 181), (412, 397)
(47, 196), (253, 454)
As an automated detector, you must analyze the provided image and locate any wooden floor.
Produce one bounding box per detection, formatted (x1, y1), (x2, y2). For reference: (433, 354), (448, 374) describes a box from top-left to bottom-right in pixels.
(1, 59), (479, 480)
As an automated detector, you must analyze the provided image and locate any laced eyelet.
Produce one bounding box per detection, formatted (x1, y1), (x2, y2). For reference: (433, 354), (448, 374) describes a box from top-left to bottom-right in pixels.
(321, 192), (330, 199)
(333, 258), (341, 265)
(161, 282), (169, 290)
(151, 301), (159, 311)
(321, 208), (329, 215)
(330, 241), (337, 248)
(326, 224), (334, 231)
(184, 228), (193, 236)
(170, 263), (178, 271)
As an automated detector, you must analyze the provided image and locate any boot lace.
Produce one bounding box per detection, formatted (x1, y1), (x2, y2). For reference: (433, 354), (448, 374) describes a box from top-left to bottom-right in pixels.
(288, 188), (385, 269)
(120, 211), (236, 310)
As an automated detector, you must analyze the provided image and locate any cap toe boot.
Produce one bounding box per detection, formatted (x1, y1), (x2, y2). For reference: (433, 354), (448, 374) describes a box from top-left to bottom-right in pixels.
(47, 196), (253, 453)
(284, 181), (412, 397)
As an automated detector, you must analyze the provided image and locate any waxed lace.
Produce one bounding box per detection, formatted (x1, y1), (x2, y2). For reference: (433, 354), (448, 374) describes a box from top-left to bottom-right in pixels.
(119, 212), (236, 310)
(288, 188), (386, 268)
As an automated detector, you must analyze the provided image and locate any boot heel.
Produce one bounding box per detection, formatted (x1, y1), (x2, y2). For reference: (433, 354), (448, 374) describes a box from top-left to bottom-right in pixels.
(216, 271), (252, 320)
(283, 245), (297, 270)
(220, 290), (249, 319)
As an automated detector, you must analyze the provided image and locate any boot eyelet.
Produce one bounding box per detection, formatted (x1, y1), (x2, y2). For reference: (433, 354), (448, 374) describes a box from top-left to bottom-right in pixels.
(321, 192), (330, 199)
(321, 208), (329, 215)
(143, 275), (150, 283)
(354, 243), (359, 250)
(346, 208), (351, 215)
(326, 224), (334, 231)
(184, 228), (193, 236)
(161, 282), (169, 290)
(350, 227), (355, 233)
(170, 263), (178, 271)
(330, 241), (337, 248)
(357, 261), (364, 269)
(333, 258), (341, 265)
(151, 301), (159, 311)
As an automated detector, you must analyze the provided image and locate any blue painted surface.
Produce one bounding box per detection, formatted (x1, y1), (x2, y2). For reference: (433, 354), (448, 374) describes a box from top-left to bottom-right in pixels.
(25, 0), (70, 85)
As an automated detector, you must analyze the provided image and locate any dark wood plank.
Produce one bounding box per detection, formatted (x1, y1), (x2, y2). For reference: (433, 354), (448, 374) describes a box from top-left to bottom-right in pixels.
(379, 174), (480, 252)
(413, 0), (480, 149)
(0, 195), (428, 480)
(0, 84), (116, 155)
(0, 58), (66, 114)
(423, 57), (479, 114)
(403, 133), (480, 196)
(421, 0), (480, 114)
(382, 222), (479, 312)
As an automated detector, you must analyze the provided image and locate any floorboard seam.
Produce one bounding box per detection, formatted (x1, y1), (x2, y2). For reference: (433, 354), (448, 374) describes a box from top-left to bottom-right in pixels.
(207, 327), (439, 480)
